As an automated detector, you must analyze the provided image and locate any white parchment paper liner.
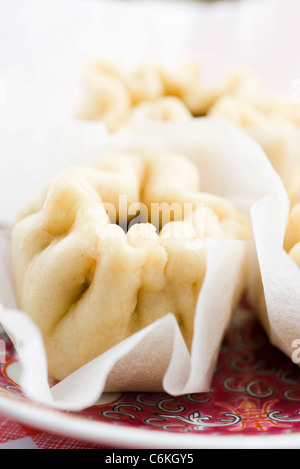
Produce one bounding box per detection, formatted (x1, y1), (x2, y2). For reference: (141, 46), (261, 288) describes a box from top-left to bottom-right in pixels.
(0, 118), (283, 411)
(250, 176), (300, 362)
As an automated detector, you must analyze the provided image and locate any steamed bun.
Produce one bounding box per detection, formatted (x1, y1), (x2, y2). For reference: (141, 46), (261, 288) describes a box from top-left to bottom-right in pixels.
(12, 152), (250, 381)
(78, 61), (300, 187)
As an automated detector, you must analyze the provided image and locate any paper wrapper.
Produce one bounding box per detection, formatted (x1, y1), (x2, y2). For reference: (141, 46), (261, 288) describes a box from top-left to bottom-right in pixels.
(249, 175), (300, 363)
(0, 117), (284, 411)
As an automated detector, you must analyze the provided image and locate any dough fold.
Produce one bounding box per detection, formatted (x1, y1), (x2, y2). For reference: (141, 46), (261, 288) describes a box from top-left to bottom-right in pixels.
(12, 151), (250, 381)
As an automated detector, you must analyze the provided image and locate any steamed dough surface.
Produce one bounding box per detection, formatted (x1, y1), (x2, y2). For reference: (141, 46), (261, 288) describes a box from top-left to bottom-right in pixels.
(12, 152), (250, 381)
(80, 61), (300, 129)
(284, 168), (300, 265)
(80, 61), (300, 186)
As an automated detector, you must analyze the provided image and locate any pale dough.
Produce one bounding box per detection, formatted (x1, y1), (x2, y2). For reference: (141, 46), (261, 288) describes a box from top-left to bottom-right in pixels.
(12, 151), (250, 381)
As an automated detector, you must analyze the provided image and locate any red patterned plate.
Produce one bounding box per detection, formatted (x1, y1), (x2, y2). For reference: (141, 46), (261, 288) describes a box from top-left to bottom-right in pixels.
(0, 308), (300, 448)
